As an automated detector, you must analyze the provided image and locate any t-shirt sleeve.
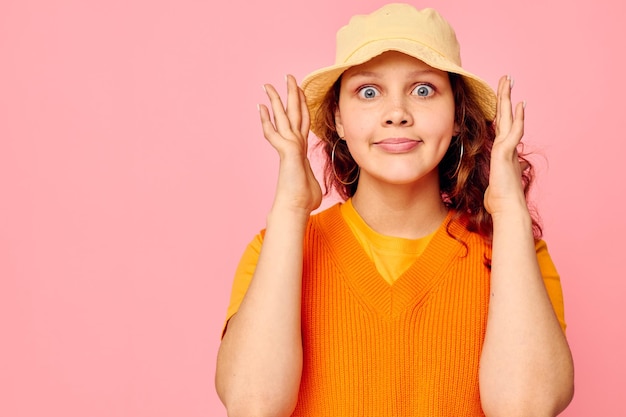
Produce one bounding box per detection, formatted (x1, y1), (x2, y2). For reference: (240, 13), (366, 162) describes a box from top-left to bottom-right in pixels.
(535, 239), (567, 333)
(221, 232), (264, 338)
(221, 235), (567, 335)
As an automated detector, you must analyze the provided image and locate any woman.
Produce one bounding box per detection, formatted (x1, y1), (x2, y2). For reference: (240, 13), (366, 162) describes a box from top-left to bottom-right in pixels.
(216, 4), (574, 416)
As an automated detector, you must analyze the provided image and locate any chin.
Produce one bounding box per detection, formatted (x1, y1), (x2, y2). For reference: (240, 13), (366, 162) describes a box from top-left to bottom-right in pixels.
(378, 174), (431, 186)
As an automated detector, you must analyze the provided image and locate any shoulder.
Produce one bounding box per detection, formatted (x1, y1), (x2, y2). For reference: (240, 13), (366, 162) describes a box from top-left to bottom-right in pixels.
(310, 202), (343, 221)
(447, 211), (490, 246)
(254, 203), (344, 246)
(308, 202), (344, 232)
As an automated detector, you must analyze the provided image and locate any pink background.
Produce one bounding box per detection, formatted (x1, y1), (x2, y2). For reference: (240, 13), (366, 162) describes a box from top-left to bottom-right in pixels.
(1, 0), (624, 415)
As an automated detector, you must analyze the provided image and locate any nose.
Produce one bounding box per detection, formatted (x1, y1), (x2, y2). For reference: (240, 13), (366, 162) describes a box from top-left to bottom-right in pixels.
(383, 97), (413, 126)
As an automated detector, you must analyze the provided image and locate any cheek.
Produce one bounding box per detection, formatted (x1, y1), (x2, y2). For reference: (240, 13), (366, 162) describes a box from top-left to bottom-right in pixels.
(340, 111), (373, 137)
(418, 105), (456, 137)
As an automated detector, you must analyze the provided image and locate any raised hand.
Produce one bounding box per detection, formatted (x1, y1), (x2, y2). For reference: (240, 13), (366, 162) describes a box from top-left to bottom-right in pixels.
(483, 75), (528, 218)
(480, 76), (574, 416)
(259, 74), (322, 215)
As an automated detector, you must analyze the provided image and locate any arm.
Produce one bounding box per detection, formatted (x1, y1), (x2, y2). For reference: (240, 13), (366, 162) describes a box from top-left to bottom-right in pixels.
(479, 76), (574, 417)
(215, 75), (322, 417)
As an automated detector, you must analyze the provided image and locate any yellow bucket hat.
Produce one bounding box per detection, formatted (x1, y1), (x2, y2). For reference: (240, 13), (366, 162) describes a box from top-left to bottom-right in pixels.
(301, 3), (497, 138)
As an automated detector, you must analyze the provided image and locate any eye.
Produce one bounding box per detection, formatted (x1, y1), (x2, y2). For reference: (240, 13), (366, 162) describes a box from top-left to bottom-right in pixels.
(413, 84), (434, 97)
(357, 86), (380, 99)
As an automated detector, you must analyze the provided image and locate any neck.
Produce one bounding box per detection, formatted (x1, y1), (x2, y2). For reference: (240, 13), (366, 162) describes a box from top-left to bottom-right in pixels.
(351, 171), (448, 239)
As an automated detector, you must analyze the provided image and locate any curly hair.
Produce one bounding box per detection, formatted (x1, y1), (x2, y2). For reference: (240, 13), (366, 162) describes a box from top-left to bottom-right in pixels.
(313, 73), (542, 243)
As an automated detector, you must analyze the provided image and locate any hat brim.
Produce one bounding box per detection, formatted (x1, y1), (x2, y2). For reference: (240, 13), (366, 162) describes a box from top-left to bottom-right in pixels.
(301, 40), (496, 138)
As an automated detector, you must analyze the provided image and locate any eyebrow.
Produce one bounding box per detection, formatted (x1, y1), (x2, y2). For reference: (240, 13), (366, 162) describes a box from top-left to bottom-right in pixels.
(346, 69), (443, 79)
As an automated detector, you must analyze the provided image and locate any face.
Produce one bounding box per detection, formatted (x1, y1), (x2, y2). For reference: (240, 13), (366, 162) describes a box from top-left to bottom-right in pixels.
(335, 51), (457, 189)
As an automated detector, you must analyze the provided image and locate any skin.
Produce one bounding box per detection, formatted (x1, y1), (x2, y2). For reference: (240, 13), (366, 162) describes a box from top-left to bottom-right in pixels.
(335, 52), (455, 238)
(215, 51), (574, 417)
(479, 75), (574, 416)
(215, 75), (316, 417)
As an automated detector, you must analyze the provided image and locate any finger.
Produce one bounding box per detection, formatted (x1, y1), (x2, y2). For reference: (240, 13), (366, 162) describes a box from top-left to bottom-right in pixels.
(494, 75), (504, 127)
(495, 101), (525, 156)
(299, 88), (311, 143)
(509, 100), (525, 146)
(264, 83), (292, 134)
(285, 74), (302, 133)
(258, 103), (283, 149)
(258, 103), (276, 137)
(496, 75), (514, 136)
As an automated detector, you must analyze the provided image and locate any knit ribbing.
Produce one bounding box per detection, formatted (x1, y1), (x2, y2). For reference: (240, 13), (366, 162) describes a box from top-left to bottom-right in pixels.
(293, 204), (490, 416)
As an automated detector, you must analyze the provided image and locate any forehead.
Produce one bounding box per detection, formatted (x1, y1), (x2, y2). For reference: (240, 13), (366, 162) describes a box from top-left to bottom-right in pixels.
(342, 51), (447, 79)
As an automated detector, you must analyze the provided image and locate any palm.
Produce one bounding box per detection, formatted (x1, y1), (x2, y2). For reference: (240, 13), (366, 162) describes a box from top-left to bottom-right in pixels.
(260, 75), (322, 214)
(484, 76), (528, 217)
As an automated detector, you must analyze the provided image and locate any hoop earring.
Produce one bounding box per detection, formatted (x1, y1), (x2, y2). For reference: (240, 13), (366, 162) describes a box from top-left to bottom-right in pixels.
(331, 140), (359, 186)
(453, 139), (464, 177)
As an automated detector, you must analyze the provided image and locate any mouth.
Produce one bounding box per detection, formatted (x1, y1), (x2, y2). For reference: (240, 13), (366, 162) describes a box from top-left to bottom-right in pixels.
(373, 138), (422, 153)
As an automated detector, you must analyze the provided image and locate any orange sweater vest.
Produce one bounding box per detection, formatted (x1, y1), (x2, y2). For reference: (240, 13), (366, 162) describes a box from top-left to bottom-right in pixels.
(293, 205), (490, 416)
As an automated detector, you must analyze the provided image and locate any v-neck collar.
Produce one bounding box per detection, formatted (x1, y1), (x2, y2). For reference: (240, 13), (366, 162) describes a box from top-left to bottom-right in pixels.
(315, 204), (470, 319)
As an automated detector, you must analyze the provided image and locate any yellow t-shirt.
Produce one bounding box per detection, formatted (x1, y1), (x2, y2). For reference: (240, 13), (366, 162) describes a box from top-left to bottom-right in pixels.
(224, 200), (566, 334)
(340, 198), (435, 284)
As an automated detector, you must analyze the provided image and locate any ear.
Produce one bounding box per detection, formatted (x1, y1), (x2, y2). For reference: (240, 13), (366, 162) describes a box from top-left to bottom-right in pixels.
(334, 108), (345, 139)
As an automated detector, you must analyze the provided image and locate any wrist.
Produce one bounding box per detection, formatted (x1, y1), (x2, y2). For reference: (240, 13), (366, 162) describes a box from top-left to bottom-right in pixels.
(491, 208), (533, 232)
(267, 205), (311, 226)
